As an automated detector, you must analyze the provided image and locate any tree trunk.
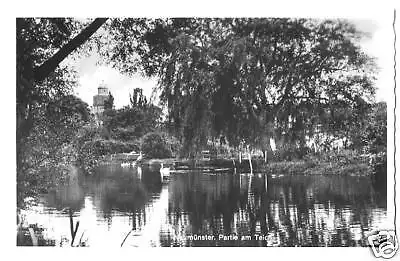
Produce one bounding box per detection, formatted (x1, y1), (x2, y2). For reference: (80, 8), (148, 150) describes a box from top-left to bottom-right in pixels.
(33, 18), (108, 82)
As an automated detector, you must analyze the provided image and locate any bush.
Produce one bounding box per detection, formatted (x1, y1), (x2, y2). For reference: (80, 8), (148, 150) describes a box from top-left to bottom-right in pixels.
(163, 134), (182, 157)
(304, 149), (367, 166)
(74, 137), (140, 174)
(141, 132), (172, 159)
(369, 151), (387, 173)
(272, 143), (310, 161)
(99, 126), (111, 139)
(79, 139), (140, 156)
(111, 127), (140, 141)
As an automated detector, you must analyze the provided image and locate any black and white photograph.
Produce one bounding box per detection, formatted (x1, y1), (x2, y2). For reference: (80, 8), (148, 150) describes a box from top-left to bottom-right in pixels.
(10, 2), (398, 258)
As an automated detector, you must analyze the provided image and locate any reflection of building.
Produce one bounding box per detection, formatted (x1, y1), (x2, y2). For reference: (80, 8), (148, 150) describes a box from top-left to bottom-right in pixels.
(92, 82), (109, 124)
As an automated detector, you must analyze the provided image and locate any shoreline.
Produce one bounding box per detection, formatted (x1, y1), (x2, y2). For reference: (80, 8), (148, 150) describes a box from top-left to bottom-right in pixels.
(99, 156), (374, 176)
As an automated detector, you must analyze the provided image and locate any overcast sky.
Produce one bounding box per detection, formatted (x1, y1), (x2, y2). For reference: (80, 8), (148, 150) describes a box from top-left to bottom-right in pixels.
(73, 53), (158, 109)
(71, 16), (394, 109)
(353, 16), (394, 102)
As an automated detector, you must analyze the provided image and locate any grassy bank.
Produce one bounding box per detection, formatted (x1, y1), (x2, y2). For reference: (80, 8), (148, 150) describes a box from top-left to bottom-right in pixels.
(257, 149), (373, 175)
(261, 160), (371, 176)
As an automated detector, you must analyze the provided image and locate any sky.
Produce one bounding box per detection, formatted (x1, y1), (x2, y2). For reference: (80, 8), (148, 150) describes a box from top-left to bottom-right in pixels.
(70, 15), (394, 109)
(72, 54), (158, 109)
(353, 17), (394, 102)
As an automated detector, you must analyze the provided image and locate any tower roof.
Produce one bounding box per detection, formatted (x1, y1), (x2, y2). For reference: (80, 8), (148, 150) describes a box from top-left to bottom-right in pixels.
(98, 82), (108, 89)
(97, 81), (109, 95)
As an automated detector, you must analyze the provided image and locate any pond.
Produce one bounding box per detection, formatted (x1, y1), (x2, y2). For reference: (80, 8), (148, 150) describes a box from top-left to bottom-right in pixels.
(17, 164), (388, 247)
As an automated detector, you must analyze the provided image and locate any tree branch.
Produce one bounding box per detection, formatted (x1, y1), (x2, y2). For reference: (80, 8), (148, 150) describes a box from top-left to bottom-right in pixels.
(33, 18), (108, 82)
(294, 96), (330, 102)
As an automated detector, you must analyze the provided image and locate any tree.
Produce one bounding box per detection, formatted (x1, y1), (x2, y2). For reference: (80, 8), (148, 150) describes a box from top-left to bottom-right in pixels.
(17, 18), (107, 207)
(18, 94), (91, 206)
(104, 92), (115, 110)
(104, 18), (376, 156)
(364, 102), (387, 155)
(361, 102), (387, 186)
(17, 18), (107, 153)
(141, 132), (172, 159)
(130, 88), (148, 108)
(101, 91), (116, 138)
(17, 17), (377, 162)
(102, 88), (162, 140)
(104, 104), (162, 139)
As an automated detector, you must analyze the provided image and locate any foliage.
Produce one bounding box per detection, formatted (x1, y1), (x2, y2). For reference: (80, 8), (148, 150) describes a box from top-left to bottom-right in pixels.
(18, 94), (91, 207)
(19, 18), (377, 161)
(17, 18), (107, 207)
(17, 18), (105, 144)
(272, 143), (310, 161)
(103, 102), (162, 139)
(130, 87), (148, 108)
(363, 102), (387, 173)
(102, 18), (376, 155)
(364, 102), (387, 154)
(74, 124), (139, 156)
(17, 18), (83, 81)
(264, 153), (370, 176)
(110, 127), (138, 141)
(304, 149), (368, 166)
(17, 18), (381, 208)
(104, 92), (115, 110)
(161, 132), (182, 157)
(20, 95), (91, 171)
(80, 139), (139, 157)
(75, 136), (140, 173)
(141, 132), (172, 159)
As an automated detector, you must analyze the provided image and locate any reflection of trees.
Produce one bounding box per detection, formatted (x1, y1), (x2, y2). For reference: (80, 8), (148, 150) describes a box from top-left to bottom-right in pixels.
(165, 173), (244, 246)
(44, 168), (85, 213)
(44, 165), (163, 229)
(260, 175), (386, 246)
(37, 165), (386, 247)
(163, 173), (386, 246)
(87, 167), (163, 229)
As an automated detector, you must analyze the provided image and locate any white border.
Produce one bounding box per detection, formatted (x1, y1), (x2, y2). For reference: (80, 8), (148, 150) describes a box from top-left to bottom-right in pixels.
(1, 2), (398, 261)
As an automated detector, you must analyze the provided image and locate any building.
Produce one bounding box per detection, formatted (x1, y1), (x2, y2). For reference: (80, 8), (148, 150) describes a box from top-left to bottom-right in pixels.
(92, 81), (110, 124)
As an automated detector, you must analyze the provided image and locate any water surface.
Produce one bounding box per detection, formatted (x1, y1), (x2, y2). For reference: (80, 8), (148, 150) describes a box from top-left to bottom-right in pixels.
(18, 164), (387, 247)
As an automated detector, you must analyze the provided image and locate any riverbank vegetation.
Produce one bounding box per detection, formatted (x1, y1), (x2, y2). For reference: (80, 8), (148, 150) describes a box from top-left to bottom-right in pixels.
(17, 18), (387, 210)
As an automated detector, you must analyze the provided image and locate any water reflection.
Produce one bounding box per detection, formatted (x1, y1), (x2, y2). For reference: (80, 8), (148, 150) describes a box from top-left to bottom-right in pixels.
(18, 164), (387, 247)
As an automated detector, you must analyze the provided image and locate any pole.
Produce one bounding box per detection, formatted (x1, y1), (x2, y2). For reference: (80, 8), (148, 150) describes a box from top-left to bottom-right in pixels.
(248, 146), (253, 175)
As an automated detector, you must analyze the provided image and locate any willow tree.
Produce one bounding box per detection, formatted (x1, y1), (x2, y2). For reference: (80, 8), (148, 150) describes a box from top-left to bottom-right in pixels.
(97, 18), (376, 157)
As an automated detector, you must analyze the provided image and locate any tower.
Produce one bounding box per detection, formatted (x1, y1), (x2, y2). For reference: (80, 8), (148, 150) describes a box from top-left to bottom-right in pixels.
(92, 81), (110, 124)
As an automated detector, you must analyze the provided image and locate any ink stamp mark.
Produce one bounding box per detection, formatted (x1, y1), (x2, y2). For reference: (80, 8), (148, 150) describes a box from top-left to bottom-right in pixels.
(368, 230), (398, 259)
